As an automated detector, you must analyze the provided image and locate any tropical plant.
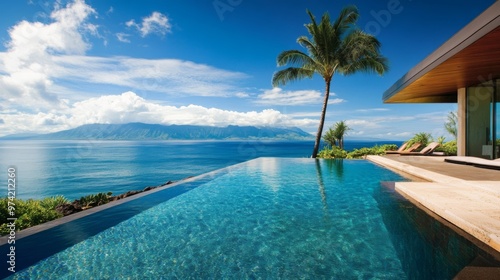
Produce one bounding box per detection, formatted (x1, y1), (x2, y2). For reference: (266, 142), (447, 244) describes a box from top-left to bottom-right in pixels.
(317, 143), (397, 159)
(318, 146), (348, 159)
(40, 195), (70, 210)
(0, 197), (63, 235)
(331, 120), (351, 150)
(323, 127), (337, 148)
(444, 111), (458, 139)
(406, 132), (433, 150)
(272, 6), (388, 158)
(435, 140), (457, 156)
(78, 193), (110, 210)
(346, 144), (397, 159)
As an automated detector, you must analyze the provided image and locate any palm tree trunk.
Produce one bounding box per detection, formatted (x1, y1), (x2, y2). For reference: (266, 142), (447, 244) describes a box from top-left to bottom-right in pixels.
(312, 78), (332, 158)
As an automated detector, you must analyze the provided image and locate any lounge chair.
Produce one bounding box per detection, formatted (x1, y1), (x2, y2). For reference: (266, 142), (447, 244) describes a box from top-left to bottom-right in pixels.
(399, 142), (440, 156)
(385, 142), (408, 154)
(386, 142), (421, 154)
(445, 156), (500, 170)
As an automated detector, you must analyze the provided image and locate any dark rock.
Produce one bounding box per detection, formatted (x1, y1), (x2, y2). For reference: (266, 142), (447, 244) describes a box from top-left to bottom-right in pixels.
(55, 203), (82, 216)
(162, 180), (174, 186)
(125, 190), (140, 197)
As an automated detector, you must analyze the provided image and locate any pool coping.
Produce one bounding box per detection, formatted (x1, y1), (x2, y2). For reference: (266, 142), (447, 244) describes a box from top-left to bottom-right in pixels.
(367, 155), (500, 260)
(0, 159), (248, 246)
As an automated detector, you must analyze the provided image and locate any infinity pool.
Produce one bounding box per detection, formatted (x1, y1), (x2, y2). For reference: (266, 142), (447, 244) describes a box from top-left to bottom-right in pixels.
(4, 158), (490, 279)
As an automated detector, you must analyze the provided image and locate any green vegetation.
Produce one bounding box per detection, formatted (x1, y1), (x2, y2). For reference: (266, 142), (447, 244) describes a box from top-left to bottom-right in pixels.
(444, 111), (458, 140)
(79, 192), (111, 210)
(0, 193), (111, 235)
(318, 146), (348, 159)
(0, 183), (171, 236)
(39, 195), (70, 210)
(318, 144), (397, 159)
(323, 121), (351, 150)
(318, 128), (460, 159)
(406, 132), (433, 149)
(272, 6), (388, 158)
(0, 196), (68, 235)
(435, 140), (457, 155)
(323, 127), (337, 148)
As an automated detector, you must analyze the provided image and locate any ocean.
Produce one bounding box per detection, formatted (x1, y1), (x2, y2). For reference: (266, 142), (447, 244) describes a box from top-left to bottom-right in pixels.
(0, 140), (402, 200)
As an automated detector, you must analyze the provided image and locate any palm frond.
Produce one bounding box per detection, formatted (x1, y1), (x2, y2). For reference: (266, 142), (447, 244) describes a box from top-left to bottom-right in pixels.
(338, 29), (388, 75)
(276, 49), (315, 67)
(272, 67), (315, 87)
(332, 6), (359, 34)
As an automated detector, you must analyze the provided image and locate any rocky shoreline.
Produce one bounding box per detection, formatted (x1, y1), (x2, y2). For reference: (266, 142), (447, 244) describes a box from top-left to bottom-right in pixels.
(55, 180), (175, 216)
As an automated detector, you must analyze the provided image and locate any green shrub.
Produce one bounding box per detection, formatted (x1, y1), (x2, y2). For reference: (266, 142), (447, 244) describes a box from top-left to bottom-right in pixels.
(78, 192), (110, 209)
(378, 144), (399, 152)
(407, 132), (433, 150)
(318, 144), (399, 159)
(435, 140), (457, 155)
(317, 146), (347, 159)
(40, 195), (70, 210)
(346, 144), (397, 159)
(0, 198), (63, 235)
(347, 147), (374, 159)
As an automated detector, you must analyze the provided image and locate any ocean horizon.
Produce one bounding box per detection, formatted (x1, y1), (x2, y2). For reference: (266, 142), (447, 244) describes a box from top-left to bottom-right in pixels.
(0, 139), (403, 200)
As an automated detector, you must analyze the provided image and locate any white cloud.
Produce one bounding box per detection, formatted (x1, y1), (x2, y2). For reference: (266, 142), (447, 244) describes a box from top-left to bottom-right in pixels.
(116, 32), (131, 43)
(328, 98), (345, 105)
(356, 108), (390, 113)
(256, 88), (345, 106)
(0, 91), (317, 136)
(51, 55), (248, 97)
(288, 112), (320, 118)
(386, 132), (412, 138)
(0, 0), (252, 120)
(126, 12), (171, 37)
(235, 92), (250, 98)
(0, 0), (96, 111)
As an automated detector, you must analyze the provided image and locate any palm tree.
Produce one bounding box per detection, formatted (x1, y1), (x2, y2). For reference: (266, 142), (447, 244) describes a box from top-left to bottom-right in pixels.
(322, 127), (337, 148)
(444, 111), (457, 139)
(272, 6), (388, 158)
(331, 120), (350, 150)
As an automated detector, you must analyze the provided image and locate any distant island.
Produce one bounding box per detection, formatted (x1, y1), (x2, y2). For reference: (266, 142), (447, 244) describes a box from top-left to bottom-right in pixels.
(1, 123), (313, 140)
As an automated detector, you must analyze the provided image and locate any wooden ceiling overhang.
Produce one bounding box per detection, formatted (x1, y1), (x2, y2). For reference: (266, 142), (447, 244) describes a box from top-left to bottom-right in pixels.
(383, 1), (500, 104)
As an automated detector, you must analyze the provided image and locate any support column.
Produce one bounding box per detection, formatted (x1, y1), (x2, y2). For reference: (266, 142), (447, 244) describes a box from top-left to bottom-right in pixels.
(457, 87), (467, 156)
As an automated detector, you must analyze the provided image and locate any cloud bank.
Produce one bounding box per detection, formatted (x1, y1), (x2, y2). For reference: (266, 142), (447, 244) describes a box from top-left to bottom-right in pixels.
(0, 0), (95, 110)
(0, 91), (317, 136)
(126, 11), (171, 37)
(256, 88), (345, 106)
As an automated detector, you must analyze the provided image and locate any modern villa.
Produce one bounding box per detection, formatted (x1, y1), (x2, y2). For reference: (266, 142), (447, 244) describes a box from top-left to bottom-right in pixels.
(383, 1), (500, 159)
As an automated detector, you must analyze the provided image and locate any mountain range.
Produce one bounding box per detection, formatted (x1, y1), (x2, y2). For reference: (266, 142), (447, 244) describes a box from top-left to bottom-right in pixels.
(1, 123), (313, 140)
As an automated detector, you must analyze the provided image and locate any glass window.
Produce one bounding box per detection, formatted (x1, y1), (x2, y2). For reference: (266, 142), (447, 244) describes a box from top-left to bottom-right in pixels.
(466, 80), (495, 159)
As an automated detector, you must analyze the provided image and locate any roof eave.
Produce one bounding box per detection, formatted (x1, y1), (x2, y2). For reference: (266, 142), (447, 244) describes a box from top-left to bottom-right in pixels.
(383, 1), (500, 103)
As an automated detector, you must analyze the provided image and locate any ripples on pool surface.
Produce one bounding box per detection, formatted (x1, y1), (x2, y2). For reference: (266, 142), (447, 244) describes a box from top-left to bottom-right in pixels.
(9, 158), (486, 279)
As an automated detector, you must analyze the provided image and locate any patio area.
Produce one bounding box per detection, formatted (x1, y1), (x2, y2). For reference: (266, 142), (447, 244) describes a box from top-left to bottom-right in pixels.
(379, 154), (500, 181)
(367, 155), (500, 278)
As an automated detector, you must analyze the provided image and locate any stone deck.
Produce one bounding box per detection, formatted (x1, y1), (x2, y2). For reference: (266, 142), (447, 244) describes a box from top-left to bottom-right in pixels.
(367, 155), (500, 273)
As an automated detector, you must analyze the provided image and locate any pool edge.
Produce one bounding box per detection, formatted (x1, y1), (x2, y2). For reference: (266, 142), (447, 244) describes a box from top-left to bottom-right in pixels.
(0, 158), (255, 246)
(367, 155), (500, 260)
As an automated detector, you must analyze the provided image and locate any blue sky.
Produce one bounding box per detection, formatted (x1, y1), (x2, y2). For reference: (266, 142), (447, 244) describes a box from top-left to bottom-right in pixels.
(0, 0), (495, 140)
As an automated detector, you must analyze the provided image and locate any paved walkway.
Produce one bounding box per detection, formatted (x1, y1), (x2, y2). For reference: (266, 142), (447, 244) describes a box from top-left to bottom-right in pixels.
(382, 154), (500, 181)
(367, 155), (500, 261)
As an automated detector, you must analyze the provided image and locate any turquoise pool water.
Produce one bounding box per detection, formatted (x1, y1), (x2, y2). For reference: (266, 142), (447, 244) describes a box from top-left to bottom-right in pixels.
(5, 158), (487, 279)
